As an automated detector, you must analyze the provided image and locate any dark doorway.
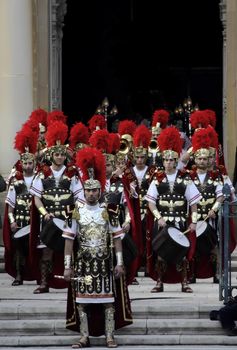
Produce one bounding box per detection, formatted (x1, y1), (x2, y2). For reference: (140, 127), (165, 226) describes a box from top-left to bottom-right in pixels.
(62, 0), (223, 136)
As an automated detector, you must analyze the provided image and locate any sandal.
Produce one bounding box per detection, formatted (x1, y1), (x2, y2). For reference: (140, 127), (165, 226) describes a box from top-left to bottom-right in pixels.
(33, 285), (49, 294)
(131, 278), (139, 285)
(181, 283), (193, 293)
(151, 282), (163, 293)
(72, 337), (90, 348)
(12, 279), (23, 286)
(106, 336), (117, 348)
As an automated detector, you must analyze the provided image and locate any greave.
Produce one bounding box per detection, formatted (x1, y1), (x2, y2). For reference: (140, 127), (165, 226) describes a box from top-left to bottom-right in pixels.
(156, 258), (166, 283)
(40, 260), (52, 286)
(77, 305), (89, 337)
(181, 259), (189, 284)
(105, 306), (115, 339)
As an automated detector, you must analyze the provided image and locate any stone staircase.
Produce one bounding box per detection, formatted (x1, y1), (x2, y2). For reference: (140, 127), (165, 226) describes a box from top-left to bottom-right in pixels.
(0, 246), (237, 348)
(1, 271), (237, 348)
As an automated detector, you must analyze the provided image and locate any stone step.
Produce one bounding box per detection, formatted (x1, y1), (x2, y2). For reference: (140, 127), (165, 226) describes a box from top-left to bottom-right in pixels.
(0, 318), (227, 336)
(0, 298), (223, 320)
(0, 334), (237, 347)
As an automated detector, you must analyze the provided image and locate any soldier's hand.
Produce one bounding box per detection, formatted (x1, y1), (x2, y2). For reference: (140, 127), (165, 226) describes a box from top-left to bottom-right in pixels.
(64, 268), (72, 282)
(10, 222), (18, 233)
(189, 223), (197, 232)
(158, 217), (166, 228)
(208, 209), (216, 219)
(114, 265), (124, 279)
(122, 222), (130, 233)
(44, 213), (55, 221)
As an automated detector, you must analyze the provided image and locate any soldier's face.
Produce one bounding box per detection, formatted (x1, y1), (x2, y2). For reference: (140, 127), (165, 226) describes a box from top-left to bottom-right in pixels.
(106, 162), (114, 178)
(135, 155), (146, 167)
(163, 158), (176, 171)
(84, 188), (100, 204)
(195, 156), (208, 170)
(22, 160), (34, 175)
(52, 152), (66, 166)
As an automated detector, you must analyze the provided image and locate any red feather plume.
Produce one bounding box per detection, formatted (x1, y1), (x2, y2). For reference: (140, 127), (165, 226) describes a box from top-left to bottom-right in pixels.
(23, 119), (40, 134)
(133, 125), (152, 148)
(47, 110), (67, 126)
(76, 147), (106, 192)
(191, 128), (211, 152)
(152, 109), (170, 128)
(69, 122), (89, 149)
(206, 125), (219, 149)
(29, 108), (48, 127)
(14, 124), (38, 154)
(118, 120), (136, 136)
(89, 129), (110, 152)
(204, 109), (217, 128)
(157, 126), (183, 155)
(45, 121), (68, 147)
(108, 133), (120, 154)
(88, 114), (106, 133)
(190, 110), (210, 129)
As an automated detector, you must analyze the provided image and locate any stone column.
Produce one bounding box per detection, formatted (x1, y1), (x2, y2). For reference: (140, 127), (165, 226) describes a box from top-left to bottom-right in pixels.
(0, 0), (34, 176)
(221, 0), (237, 180)
(49, 0), (67, 110)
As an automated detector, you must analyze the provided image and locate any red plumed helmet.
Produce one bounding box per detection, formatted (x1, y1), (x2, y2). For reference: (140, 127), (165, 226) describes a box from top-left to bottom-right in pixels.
(47, 110), (67, 126)
(157, 126), (183, 158)
(89, 129), (110, 152)
(204, 109), (217, 128)
(45, 121), (68, 147)
(133, 125), (151, 148)
(76, 147), (106, 192)
(118, 120), (136, 137)
(152, 109), (170, 128)
(191, 128), (211, 156)
(207, 125), (219, 155)
(24, 118), (40, 134)
(14, 124), (38, 157)
(88, 114), (106, 133)
(190, 110), (210, 129)
(69, 122), (89, 150)
(29, 108), (48, 132)
(108, 133), (120, 154)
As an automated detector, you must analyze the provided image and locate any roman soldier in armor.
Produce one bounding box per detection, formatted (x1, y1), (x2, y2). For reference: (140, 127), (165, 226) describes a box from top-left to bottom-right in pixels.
(3, 124), (38, 285)
(145, 126), (202, 293)
(130, 125), (156, 281)
(148, 109), (170, 168)
(180, 109), (213, 169)
(30, 120), (84, 294)
(89, 129), (139, 284)
(26, 108), (48, 163)
(189, 128), (224, 283)
(117, 119), (136, 166)
(63, 147), (132, 348)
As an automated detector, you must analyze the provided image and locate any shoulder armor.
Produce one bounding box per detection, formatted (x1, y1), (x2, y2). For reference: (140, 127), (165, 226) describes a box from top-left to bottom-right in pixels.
(72, 208), (80, 220)
(101, 209), (109, 221)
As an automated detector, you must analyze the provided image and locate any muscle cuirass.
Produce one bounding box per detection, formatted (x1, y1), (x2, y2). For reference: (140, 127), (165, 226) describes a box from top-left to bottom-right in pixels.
(155, 175), (187, 226)
(193, 173), (222, 220)
(102, 179), (124, 226)
(137, 167), (156, 218)
(14, 180), (32, 227)
(102, 179), (124, 205)
(75, 205), (113, 295)
(41, 175), (74, 219)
